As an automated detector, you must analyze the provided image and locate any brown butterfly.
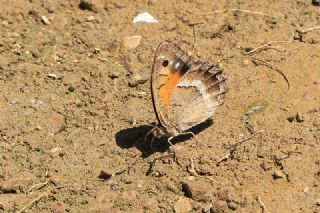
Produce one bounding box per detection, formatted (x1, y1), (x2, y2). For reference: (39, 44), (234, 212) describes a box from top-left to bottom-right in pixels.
(149, 41), (228, 145)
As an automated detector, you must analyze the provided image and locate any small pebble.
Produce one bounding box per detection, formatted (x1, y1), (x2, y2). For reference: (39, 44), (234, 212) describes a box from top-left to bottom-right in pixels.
(41, 16), (51, 25)
(121, 35), (142, 50)
(86, 16), (95, 22)
(228, 201), (238, 210)
(79, 0), (98, 12)
(243, 59), (250, 66)
(315, 198), (320, 206)
(98, 170), (112, 180)
(68, 85), (75, 92)
(108, 70), (120, 79)
(296, 112), (304, 122)
(128, 73), (148, 87)
(173, 198), (192, 213)
(202, 203), (212, 213)
(302, 186), (309, 193)
(48, 73), (58, 79)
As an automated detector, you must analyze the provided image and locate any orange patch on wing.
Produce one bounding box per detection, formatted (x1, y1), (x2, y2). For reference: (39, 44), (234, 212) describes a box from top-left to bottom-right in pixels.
(159, 67), (182, 108)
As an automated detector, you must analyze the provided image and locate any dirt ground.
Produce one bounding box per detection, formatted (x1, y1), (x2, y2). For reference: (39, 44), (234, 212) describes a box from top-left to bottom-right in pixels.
(0, 0), (320, 212)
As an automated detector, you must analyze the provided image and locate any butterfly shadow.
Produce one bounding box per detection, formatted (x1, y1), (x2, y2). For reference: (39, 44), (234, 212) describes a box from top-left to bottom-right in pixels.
(115, 120), (213, 158)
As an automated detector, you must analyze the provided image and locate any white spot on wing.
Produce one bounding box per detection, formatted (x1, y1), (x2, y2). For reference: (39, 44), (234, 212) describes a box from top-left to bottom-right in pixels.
(174, 62), (180, 70)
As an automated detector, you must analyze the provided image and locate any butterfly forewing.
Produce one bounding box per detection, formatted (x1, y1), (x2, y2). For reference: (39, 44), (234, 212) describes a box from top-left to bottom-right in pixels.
(151, 41), (192, 128)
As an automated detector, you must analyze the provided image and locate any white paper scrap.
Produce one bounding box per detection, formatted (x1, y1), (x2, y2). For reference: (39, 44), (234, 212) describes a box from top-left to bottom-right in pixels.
(133, 12), (158, 24)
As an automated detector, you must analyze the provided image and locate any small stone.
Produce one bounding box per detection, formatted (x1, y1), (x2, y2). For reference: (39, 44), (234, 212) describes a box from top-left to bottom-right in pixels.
(50, 202), (66, 213)
(315, 198), (320, 206)
(260, 161), (272, 171)
(50, 147), (62, 154)
(313, 117), (320, 128)
(48, 73), (58, 79)
(41, 16), (50, 25)
(287, 115), (295, 122)
(108, 70), (120, 79)
(228, 201), (238, 210)
(158, 178), (179, 193)
(243, 59), (250, 66)
(128, 73), (148, 87)
(98, 170), (112, 180)
(296, 112), (304, 122)
(273, 170), (284, 179)
(173, 197), (192, 213)
(181, 180), (213, 202)
(120, 35), (142, 50)
(202, 203), (212, 213)
(312, 0), (320, 6)
(68, 85), (75, 92)
(0, 172), (36, 193)
(212, 200), (228, 213)
(79, 0), (105, 12)
(302, 186), (309, 193)
(165, 22), (177, 31)
(2, 20), (9, 26)
(87, 16), (95, 22)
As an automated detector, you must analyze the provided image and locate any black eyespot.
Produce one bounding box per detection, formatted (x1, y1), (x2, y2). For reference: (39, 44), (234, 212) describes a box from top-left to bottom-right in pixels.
(162, 60), (169, 67)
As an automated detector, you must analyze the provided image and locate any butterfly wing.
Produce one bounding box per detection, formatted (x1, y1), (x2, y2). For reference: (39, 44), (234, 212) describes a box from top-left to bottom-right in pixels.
(151, 41), (193, 130)
(168, 61), (227, 132)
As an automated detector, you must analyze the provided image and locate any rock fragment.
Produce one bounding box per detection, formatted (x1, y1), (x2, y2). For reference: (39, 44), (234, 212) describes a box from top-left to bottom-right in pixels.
(0, 172), (36, 193)
(173, 197), (192, 213)
(41, 16), (50, 25)
(128, 73), (148, 87)
(120, 35), (142, 50)
(181, 180), (213, 202)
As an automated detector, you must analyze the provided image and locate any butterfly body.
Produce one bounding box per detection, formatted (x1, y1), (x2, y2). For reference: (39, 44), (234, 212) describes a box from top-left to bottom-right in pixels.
(150, 41), (227, 140)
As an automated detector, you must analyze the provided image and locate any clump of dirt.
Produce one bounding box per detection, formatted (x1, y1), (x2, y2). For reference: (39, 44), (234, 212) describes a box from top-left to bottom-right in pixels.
(0, 0), (319, 212)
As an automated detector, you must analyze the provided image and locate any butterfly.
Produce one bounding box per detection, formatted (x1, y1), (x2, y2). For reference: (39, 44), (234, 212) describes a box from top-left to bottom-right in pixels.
(149, 41), (228, 145)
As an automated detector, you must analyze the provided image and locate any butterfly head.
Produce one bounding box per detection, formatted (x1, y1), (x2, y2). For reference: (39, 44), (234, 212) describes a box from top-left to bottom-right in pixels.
(151, 125), (179, 139)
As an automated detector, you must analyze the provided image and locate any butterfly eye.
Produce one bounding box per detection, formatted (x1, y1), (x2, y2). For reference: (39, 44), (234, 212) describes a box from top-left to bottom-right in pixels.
(162, 60), (169, 67)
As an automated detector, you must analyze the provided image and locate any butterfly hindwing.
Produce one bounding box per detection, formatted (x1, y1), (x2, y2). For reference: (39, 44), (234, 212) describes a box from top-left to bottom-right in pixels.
(168, 61), (227, 131)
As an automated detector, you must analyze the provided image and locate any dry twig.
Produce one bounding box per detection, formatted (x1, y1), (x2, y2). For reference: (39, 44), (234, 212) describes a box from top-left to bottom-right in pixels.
(249, 57), (291, 90)
(245, 40), (291, 55)
(209, 9), (271, 17)
(297, 26), (320, 34)
(256, 195), (269, 213)
(17, 192), (48, 213)
(217, 130), (264, 165)
(28, 181), (49, 192)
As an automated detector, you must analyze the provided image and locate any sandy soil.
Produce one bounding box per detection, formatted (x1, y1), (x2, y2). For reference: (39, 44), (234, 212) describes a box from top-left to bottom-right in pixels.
(0, 0), (320, 212)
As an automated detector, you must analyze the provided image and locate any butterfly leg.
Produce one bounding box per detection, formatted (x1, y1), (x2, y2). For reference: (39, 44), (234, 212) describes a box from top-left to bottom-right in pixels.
(144, 127), (155, 142)
(184, 131), (211, 147)
(167, 137), (178, 162)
